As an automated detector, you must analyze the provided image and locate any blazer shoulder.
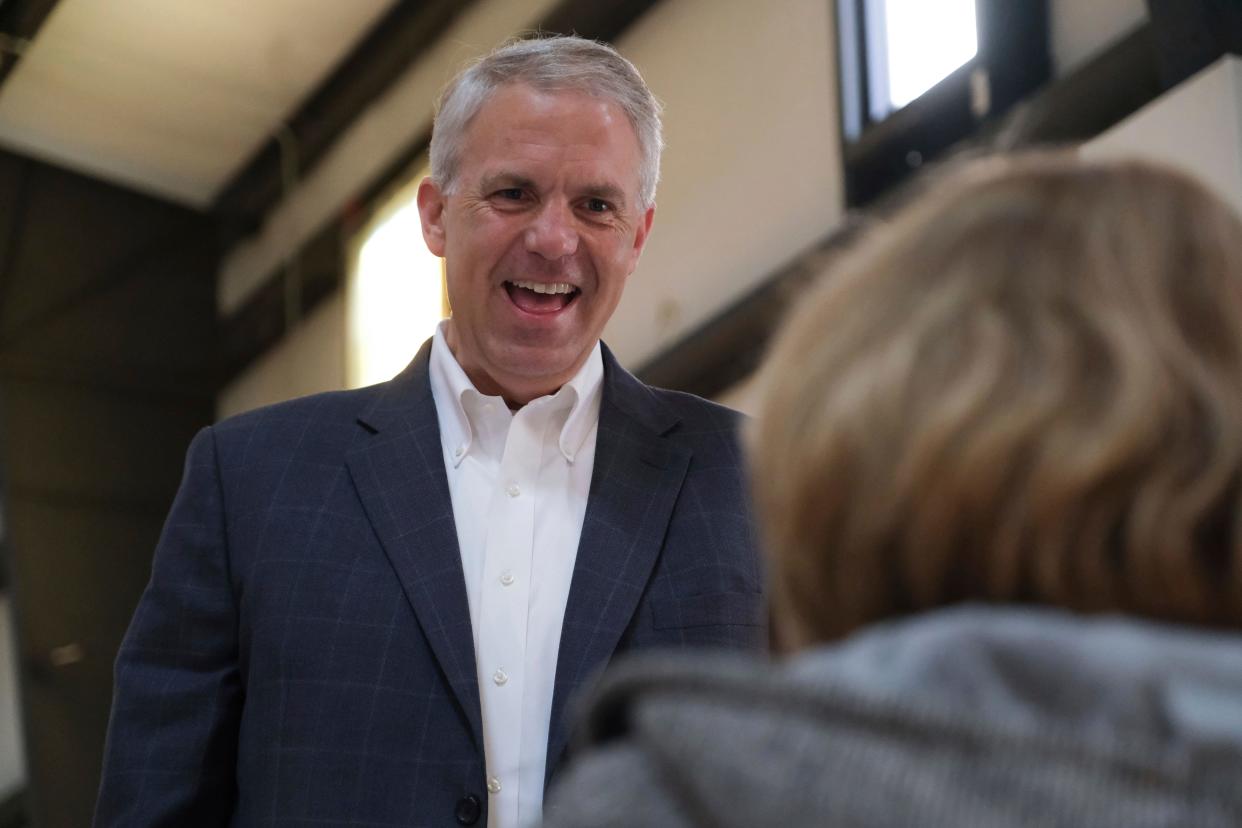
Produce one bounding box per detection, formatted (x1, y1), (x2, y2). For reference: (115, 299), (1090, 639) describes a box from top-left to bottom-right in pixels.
(645, 385), (748, 436)
(212, 340), (434, 451)
(600, 342), (745, 441)
(216, 383), (381, 435)
(209, 381), (408, 469)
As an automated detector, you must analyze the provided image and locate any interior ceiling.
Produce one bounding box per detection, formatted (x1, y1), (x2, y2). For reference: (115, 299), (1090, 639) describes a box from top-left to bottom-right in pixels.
(0, 0), (398, 209)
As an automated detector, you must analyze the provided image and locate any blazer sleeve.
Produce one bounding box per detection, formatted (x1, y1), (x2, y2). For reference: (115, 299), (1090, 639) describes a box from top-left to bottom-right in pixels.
(94, 426), (242, 827)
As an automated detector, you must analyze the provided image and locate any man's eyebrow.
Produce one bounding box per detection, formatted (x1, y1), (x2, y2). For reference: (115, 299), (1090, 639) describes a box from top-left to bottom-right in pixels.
(476, 173), (630, 208)
(478, 172), (537, 192)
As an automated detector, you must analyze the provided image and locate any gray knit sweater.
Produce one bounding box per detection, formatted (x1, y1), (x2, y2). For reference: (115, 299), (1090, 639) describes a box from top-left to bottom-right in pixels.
(542, 605), (1242, 827)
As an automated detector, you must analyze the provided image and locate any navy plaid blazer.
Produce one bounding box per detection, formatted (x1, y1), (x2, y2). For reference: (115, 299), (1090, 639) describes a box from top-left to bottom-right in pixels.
(95, 340), (765, 827)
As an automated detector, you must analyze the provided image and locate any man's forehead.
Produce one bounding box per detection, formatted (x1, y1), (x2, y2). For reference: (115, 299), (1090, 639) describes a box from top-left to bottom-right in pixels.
(470, 85), (632, 137)
(457, 85), (642, 198)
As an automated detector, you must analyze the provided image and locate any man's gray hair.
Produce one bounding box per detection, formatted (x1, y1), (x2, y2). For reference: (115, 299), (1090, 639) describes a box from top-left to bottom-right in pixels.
(429, 35), (664, 209)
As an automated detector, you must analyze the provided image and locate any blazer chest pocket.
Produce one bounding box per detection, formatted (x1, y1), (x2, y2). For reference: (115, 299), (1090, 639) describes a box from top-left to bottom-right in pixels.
(650, 591), (764, 629)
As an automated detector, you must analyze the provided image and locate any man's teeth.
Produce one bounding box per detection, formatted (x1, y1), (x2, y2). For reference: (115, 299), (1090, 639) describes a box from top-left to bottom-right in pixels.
(510, 280), (575, 295)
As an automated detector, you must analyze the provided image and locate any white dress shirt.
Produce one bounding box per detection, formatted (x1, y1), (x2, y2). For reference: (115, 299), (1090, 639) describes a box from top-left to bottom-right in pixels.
(428, 322), (602, 828)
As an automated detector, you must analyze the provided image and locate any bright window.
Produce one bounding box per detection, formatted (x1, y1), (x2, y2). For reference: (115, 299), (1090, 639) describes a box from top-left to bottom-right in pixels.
(347, 171), (448, 388)
(871, 0), (978, 114)
(837, 0), (1050, 207)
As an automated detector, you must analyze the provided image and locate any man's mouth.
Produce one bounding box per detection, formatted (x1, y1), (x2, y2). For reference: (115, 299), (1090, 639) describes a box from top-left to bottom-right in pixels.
(503, 280), (580, 314)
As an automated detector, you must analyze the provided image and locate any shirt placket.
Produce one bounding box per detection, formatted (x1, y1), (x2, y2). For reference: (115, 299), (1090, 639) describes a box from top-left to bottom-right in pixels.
(476, 409), (540, 827)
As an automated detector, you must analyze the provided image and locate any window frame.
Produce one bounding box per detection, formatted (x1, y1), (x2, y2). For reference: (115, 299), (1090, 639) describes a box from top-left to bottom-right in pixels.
(836, 0), (1051, 207)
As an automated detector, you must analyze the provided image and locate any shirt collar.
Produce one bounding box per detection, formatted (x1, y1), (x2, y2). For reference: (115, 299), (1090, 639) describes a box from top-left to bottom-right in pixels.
(429, 321), (603, 467)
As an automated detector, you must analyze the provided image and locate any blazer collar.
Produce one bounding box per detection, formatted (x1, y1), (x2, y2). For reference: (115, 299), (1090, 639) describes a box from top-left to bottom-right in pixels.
(353, 338), (678, 437)
(349, 338), (691, 782)
(346, 339), (484, 753)
(545, 343), (691, 782)
(596, 341), (682, 439)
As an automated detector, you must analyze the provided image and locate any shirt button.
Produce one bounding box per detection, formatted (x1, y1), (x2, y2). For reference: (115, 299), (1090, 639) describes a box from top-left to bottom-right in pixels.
(492, 668), (508, 686)
(454, 445), (465, 458)
(499, 570), (515, 586)
(506, 483), (521, 498)
(487, 776), (502, 794)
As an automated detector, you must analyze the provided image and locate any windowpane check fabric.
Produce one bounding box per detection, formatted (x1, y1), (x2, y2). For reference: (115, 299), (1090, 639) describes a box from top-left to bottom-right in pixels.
(95, 338), (765, 827)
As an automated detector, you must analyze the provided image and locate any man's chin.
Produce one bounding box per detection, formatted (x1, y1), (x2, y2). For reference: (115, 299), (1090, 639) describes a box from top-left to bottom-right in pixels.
(489, 343), (594, 396)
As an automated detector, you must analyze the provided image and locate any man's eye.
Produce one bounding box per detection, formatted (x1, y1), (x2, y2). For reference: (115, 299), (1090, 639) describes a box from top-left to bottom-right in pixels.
(496, 188), (525, 201)
(585, 198), (611, 213)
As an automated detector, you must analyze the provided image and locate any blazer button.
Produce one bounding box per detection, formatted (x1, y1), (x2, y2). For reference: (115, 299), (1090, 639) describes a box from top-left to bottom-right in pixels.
(455, 794), (482, 825)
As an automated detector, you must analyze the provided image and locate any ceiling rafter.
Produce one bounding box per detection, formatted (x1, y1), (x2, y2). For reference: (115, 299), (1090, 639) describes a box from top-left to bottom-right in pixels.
(211, 0), (480, 233)
(0, 0), (60, 90)
(217, 0), (666, 386)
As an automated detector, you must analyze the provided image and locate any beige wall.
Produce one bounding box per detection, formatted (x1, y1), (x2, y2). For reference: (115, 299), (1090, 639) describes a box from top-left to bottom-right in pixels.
(217, 292), (346, 419)
(1050, 0), (1147, 77)
(604, 0), (842, 366)
(1084, 56), (1242, 217)
(218, 0), (840, 416)
(217, 0), (1158, 418)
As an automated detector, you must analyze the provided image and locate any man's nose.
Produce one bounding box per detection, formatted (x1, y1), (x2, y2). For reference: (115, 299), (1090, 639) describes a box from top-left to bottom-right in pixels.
(524, 201), (579, 259)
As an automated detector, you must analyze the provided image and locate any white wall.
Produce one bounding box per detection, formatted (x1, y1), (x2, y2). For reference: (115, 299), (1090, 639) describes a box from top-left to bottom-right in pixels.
(217, 0), (1161, 416)
(1084, 56), (1242, 217)
(604, 0), (842, 366)
(1050, 0), (1148, 78)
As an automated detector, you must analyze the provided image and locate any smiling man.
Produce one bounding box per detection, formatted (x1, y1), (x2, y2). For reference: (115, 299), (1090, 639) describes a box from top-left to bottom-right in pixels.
(95, 36), (764, 828)
(419, 77), (651, 406)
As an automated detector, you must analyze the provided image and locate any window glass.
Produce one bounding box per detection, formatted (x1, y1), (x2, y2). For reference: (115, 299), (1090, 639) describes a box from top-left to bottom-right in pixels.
(876, 0), (978, 112)
(347, 171), (448, 387)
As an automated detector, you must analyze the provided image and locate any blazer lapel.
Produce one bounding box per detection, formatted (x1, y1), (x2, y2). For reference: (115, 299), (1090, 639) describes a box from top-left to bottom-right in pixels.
(345, 340), (482, 752)
(545, 345), (691, 780)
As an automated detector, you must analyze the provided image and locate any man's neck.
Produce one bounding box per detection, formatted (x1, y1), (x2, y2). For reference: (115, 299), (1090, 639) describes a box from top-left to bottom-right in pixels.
(441, 327), (592, 410)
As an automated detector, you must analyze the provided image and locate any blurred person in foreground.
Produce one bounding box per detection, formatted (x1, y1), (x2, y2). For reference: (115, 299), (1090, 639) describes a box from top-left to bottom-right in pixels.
(542, 154), (1242, 827)
(95, 35), (763, 828)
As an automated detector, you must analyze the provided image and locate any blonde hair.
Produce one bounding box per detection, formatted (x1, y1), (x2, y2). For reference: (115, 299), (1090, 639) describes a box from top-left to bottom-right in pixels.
(752, 153), (1242, 646)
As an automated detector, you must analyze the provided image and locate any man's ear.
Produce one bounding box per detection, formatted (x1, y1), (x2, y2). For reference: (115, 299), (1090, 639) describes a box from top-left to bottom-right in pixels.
(417, 177), (447, 257)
